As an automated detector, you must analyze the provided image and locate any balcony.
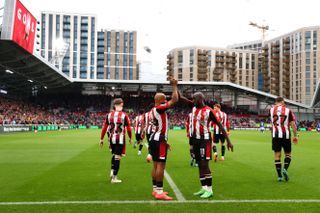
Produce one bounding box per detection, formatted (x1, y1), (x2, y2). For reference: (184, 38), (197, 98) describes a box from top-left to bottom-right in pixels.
(198, 73), (208, 80)
(213, 74), (222, 81)
(216, 58), (225, 63)
(283, 52), (290, 57)
(230, 76), (237, 82)
(282, 58), (290, 64)
(213, 68), (222, 74)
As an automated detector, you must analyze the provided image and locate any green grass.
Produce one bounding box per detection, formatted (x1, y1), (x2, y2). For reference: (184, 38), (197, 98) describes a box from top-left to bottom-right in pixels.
(0, 130), (320, 212)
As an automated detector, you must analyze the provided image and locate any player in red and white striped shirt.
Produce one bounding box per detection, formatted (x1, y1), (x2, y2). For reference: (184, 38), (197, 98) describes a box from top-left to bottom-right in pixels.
(211, 103), (230, 162)
(185, 112), (196, 166)
(145, 110), (154, 162)
(180, 92), (233, 199)
(269, 97), (298, 182)
(149, 78), (178, 201)
(100, 98), (132, 184)
(133, 110), (145, 155)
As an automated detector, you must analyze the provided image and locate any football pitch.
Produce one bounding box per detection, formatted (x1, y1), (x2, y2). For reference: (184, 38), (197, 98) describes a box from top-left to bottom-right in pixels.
(0, 129), (320, 213)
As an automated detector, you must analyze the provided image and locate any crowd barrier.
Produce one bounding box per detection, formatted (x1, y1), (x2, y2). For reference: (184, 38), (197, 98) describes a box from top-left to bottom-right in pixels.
(0, 125), (100, 133)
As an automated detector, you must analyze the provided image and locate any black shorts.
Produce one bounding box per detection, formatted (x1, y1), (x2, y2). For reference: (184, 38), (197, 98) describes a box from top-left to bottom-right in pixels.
(135, 133), (143, 142)
(146, 134), (151, 143)
(110, 143), (125, 155)
(150, 139), (168, 162)
(189, 137), (194, 146)
(272, 138), (291, 153)
(213, 134), (225, 143)
(193, 138), (212, 161)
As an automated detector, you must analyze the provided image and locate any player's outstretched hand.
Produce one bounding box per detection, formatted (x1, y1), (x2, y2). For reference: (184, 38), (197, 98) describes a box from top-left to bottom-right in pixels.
(227, 141), (234, 152)
(169, 78), (178, 86)
(99, 139), (104, 148)
(129, 139), (132, 145)
(293, 136), (298, 145)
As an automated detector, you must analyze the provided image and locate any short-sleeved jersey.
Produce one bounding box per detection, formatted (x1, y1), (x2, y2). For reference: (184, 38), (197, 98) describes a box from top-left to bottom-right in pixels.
(211, 111), (229, 134)
(269, 106), (295, 139)
(190, 106), (220, 140)
(134, 114), (145, 134)
(150, 102), (170, 141)
(106, 111), (131, 144)
(145, 111), (154, 135)
(185, 112), (193, 138)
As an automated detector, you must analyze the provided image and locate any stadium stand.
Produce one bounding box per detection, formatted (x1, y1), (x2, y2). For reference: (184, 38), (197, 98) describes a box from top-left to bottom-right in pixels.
(1, 95), (319, 130)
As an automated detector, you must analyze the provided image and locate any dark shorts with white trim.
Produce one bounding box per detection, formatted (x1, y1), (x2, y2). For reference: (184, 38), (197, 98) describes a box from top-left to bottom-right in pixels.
(272, 138), (291, 153)
(192, 138), (212, 161)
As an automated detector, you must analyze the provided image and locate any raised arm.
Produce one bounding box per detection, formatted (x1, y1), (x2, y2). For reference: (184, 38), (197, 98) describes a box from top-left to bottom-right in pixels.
(167, 78), (179, 108)
(178, 91), (194, 108)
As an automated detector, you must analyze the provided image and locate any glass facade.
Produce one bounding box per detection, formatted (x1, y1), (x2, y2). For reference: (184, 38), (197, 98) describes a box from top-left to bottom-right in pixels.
(62, 15), (71, 76)
(41, 14), (46, 57)
(80, 16), (88, 79)
(97, 31), (104, 79)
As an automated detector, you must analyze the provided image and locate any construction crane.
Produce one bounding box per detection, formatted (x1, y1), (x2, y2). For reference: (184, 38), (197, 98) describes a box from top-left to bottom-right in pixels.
(249, 21), (270, 45)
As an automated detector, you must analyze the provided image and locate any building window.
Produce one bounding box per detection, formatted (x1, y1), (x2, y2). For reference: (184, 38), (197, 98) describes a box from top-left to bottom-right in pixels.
(305, 31), (311, 51)
(56, 15), (60, 39)
(73, 16), (78, 51)
(107, 67), (110, 79)
(48, 15), (53, 50)
(91, 17), (95, 52)
(115, 67), (119, 79)
(251, 54), (255, 69)
(124, 32), (128, 53)
(313, 31), (317, 50)
(239, 53), (243, 69)
(178, 68), (183, 81)
(123, 67), (127, 80)
(178, 51), (183, 64)
(129, 67), (133, 80)
(190, 49), (194, 65)
(41, 14), (46, 57)
(306, 59), (310, 65)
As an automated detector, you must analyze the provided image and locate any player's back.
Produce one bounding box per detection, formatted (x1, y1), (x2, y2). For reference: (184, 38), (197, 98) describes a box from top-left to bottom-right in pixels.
(150, 103), (169, 141)
(270, 105), (295, 139)
(107, 111), (129, 144)
(134, 114), (144, 133)
(191, 106), (216, 140)
(211, 111), (227, 134)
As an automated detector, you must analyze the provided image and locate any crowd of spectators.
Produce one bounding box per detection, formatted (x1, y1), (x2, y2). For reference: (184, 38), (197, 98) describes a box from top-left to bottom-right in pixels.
(1, 95), (319, 130)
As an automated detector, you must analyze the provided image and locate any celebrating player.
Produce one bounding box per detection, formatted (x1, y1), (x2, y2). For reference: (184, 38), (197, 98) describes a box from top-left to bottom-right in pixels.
(211, 103), (230, 162)
(180, 92), (233, 198)
(134, 109), (145, 155)
(269, 97), (298, 182)
(149, 78), (178, 200)
(100, 98), (132, 184)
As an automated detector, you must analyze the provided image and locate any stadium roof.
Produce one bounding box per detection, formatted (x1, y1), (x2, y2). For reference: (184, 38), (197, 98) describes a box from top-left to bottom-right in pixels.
(0, 40), (71, 96)
(75, 79), (310, 109)
(0, 38), (317, 109)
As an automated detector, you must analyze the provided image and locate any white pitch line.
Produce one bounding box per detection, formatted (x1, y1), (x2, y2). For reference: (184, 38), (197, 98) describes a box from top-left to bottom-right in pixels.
(164, 170), (186, 201)
(1, 200), (320, 205)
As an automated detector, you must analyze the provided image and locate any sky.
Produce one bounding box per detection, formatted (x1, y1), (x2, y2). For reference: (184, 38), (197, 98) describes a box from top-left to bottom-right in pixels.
(13, 0), (320, 74)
